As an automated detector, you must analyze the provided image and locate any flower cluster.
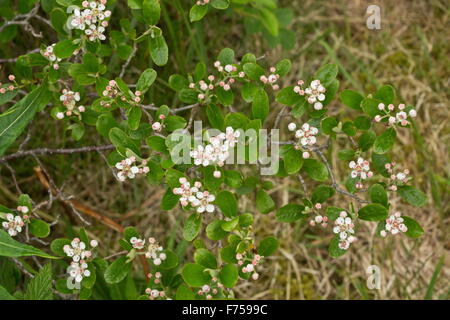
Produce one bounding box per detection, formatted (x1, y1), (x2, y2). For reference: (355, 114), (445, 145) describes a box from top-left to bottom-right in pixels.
(130, 236), (146, 250)
(308, 203), (329, 227)
(57, 89), (85, 119)
(288, 122), (319, 159)
(64, 238), (98, 283)
(0, 75), (17, 94)
(332, 211), (356, 250)
(196, 0), (210, 5)
(115, 156), (149, 181)
(385, 162), (410, 191)
(236, 252), (262, 281)
(189, 76), (215, 100)
(69, 0), (111, 41)
(260, 67), (280, 90)
(173, 178), (216, 213)
(293, 79), (326, 110)
(349, 157), (373, 188)
(41, 44), (62, 70)
(197, 278), (225, 300)
(144, 237), (167, 265)
(2, 214), (25, 237)
(190, 127), (240, 167)
(144, 272), (171, 300)
(374, 103), (417, 126)
(380, 212), (408, 237)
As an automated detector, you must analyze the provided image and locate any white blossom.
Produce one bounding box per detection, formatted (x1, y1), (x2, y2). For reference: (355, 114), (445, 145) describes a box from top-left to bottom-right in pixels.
(115, 156), (149, 181)
(2, 214), (24, 237)
(380, 212), (408, 237)
(349, 157), (373, 180)
(332, 211), (356, 250)
(63, 238), (92, 262)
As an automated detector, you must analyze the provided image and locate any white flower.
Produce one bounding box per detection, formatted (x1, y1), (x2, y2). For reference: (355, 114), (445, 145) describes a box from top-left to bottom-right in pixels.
(114, 157), (149, 181)
(67, 0), (110, 41)
(302, 79), (326, 110)
(63, 238), (92, 262)
(194, 191), (215, 213)
(2, 214), (24, 237)
(380, 212), (407, 237)
(349, 157), (373, 180)
(294, 123), (319, 146)
(67, 261), (90, 283)
(130, 237), (145, 249)
(288, 123), (297, 131)
(144, 237), (167, 265)
(332, 211), (356, 250)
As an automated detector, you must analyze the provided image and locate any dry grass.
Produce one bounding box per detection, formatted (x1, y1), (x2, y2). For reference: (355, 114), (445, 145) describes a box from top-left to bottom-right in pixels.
(0, 0), (448, 299)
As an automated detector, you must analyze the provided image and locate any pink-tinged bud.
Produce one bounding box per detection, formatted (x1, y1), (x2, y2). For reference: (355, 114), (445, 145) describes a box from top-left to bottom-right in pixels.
(134, 97), (140, 103)
(159, 114), (165, 120)
(302, 152), (310, 159)
(378, 103), (385, 110)
(388, 104), (395, 111)
(236, 253), (242, 260)
(398, 103), (405, 110)
(219, 81), (225, 87)
(409, 109), (417, 117)
(78, 106), (85, 112)
(229, 78), (235, 84)
(109, 80), (116, 86)
(297, 80), (304, 85)
(8, 75), (15, 81)
(385, 163), (391, 169)
(198, 93), (205, 100)
(252, 273), (259, 280)
(374, 115), (381, 122)
(189, 83), (195, 88)
(239, 71), (245, 78)
(315, 203), (322, 209)
(135, 91), (141, 96)
(66, 111), (72, 116)
(270, 67), (276, 73)
(0, 88), (6, 94)
(154, 279), (160, 284)
(223, 84), (230, 91)
(272, 84), (279, 90)
(8, 85), (14, 91)
(213, 170), (221, 178)
(53, 64), (59, 70)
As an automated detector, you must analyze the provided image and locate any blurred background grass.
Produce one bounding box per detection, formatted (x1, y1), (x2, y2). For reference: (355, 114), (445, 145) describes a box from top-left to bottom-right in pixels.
(0, 0), (448, 299)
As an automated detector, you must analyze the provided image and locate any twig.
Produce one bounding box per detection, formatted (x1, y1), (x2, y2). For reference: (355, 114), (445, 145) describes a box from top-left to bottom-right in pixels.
(0, 145), (116, 163)
(104, 250), (128, 260)
(119, 42), (138, 78)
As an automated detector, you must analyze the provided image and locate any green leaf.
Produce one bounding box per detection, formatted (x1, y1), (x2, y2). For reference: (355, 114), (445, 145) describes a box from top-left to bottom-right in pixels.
(149, 35), (168, 66)
(176, 284), (195, 300)
(359, 130), (376, 151)
(158, 249), (179, 269)
(211, 0), (229, 10)
(276, 204), (305, 223)
(104, 256), (131, 284)
(258, 7), (279, 36)
(358, 204), (388, 221)
(194, 248), (217, 269)
(258, 236), (278, 256)
(217, 48), (234, 65)
(0, 285), (16, 300)
(255, 189), (275, 214)
(182, 263), (211, 287)
(361, 98), (383, 118)
(374, 85), (395, 104)
(373, 128), (396, 154)
(136, 68), (157, 94)
(206, 104), (224, 130)
(206, 220), (228, 240)
(340, 89), (363, 111)
(329, 236), (347, 258)
(219, 264), (238, 288)
(50, 238), (71, 257)
(29, 219), (50, 238)
(303, 159), (328, 182)
(215, 191), (237, 218)
(275, 86), (301, 106)
(161, 188), (180, 210)
(321, 117), (338, 135)
(275, 59), (291, 76)
(252, 87), (269, 121)
(403, 216), (424, 238)
(311, 184), (335, 204)
(54, 40), (78, 59)
(368, 184), (388, 208)
(397, 186), (427, 207)
(281, 145), (303, 174)
(24, 263), (53, 300)
(0, 230), (57, 259)
(165, 115), (186, 131)
(183, 213), (202, 241)
(0, 84), (18, 105)
(314, 64), (338, 85)
(189, 4), (208, 22)
(243, 62), (265, 81)
(127, 107), (142, 131)
(221, 217), (239, 231)
(146, 135), (167, 153)
(326, 206), (344, 220)
(109, 127), (140, 156)
(142, 0), (161, 25)
(224, 170), (243, 188)
(50, 8), (67, 35)
(0, 85), (49, 156)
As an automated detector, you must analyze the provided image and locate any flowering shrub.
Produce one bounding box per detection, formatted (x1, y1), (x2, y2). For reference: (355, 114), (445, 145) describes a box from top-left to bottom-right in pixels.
(0, 0), (427, 300)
